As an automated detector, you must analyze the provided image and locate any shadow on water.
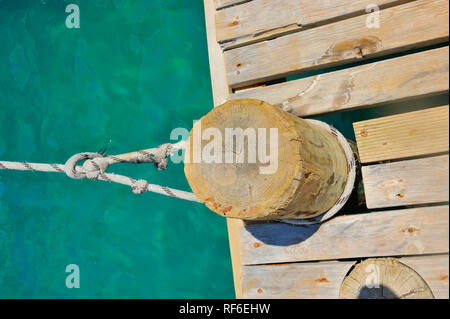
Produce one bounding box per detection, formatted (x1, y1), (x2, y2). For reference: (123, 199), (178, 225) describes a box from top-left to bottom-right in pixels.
(243, 221), (321, 246)
(357, 285), (398, 299)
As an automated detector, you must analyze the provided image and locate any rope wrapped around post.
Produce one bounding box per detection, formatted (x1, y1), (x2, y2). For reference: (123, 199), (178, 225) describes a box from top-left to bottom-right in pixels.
(0, 140), (200, 203)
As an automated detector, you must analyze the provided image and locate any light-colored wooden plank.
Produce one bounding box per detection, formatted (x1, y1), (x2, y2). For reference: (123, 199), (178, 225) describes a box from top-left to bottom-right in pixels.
(224, 0), (449, 87)
(231, 47), (450, 117)
(205, 0), (230, 106)
(362, 155), (449, 208)
(227, 218), (244, 298)
(399, 254), (449, 299)
(241, 255), (449, 299)
(241, 260), (355, 298)
(214, 0), (250, 10)
(340, 258), (435, 299)
(216, 0), (410, 50)
(354, 105), (449, 163)
(239, 205), (449, 265)
(204, 0), (241, 299)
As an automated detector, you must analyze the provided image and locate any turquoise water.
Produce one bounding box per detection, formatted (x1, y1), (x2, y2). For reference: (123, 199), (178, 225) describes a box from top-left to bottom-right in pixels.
(0, 0), (234, 298)
(1, 0), (448, 299)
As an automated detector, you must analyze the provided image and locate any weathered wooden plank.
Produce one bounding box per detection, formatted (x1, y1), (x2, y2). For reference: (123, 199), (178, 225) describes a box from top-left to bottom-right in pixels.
(362, 155), (449, 208)
(241, 260), (355, 298)
(239, 205), (449, 265)
(214, 0), (250, 10)
(399, 254), (449, 299)
(225, 0), (449, 87)
(354, 105), (449, 163)
(216, 0), (411, 50)
(205, 0), (231, 106)
(204, 0), (241, 298)
(231, 47), (449, 117)
(227, 218), (245, 298)
(241, 255), (449, 298)
(340, 257), (436, 298)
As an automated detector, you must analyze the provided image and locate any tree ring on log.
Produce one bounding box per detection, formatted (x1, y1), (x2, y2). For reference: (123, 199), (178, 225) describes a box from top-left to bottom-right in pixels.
(339, 258), (434, 299)
(184, 99), (349, 220)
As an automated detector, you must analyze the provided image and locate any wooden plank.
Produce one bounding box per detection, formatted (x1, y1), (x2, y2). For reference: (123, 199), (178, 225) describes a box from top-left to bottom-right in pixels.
(204, 0), (241, 298)
(227, 218), (244, 298)
(340, 257), (435, 299)
(239, 205), (449, 265)
(205, 0), (231, 106)
(362, 155), (449, 209)
(354, 105), (450, 163)
(214, 0), (250, 10)
(224, 0), (449, 87)
(241, 255), (449, 298)
(399, 254), (449, 299)
(231, 47), (449, 117)
(216, 0), (411, 50)
(241, 260), (355, 298)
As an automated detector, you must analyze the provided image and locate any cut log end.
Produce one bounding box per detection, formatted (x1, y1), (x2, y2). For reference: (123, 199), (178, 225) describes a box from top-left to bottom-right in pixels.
(340, 258), (434, 299)
(184, 99), (348, 220)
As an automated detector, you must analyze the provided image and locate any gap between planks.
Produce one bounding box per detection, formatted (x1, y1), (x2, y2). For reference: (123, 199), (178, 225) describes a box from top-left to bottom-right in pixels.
(214, 0), (251, 10)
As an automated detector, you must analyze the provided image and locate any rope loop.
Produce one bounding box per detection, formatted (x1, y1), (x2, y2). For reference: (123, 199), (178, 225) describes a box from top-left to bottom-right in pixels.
(64, 152), (103, 180)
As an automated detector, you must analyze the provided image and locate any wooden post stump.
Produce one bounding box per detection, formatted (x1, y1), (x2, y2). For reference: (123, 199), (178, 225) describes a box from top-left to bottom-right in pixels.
(184, 99), (348, 220)
(340, 258), (434, 299)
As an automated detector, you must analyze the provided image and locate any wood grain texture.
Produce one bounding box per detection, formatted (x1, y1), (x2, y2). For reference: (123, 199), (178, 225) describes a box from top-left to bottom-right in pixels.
(241, 260), (355, 298)
(362, 155), (449, 208)
(216, 0), (410, 50)
(399, 254), (449, 299)
(227, 218), (244, 298)
(214, 0), (250, 10)
(340, 258), (434, 298)
(240, 255), (448, 298)
(354, 106), (449, 163)
(224, 0), (449, 87)
(231, 47), (450, 117)
(239, 205), (449, 265)
(205, 0), (231, 106)
(184, 99), (348, 220)
(204, 0), (242, 298)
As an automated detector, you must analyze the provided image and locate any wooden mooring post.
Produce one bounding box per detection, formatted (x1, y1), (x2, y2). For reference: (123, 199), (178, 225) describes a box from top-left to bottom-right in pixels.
(184, 99), (349, 220)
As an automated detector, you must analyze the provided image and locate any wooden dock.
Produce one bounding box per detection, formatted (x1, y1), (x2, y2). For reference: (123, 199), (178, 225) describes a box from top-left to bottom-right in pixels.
(203, 0), (449, 298)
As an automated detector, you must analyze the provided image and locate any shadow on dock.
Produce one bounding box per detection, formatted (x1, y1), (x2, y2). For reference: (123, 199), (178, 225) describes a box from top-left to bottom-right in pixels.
(357, 285), (398, 299)
(243, 222), (321, 246)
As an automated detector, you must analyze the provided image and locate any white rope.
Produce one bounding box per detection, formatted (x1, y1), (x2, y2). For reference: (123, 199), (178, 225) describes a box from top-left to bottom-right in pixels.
(0, 140), (201, 203)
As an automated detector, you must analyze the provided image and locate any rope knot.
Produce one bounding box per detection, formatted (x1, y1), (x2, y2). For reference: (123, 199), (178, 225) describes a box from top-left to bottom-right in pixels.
(82, 158), (109, 180)
(152, 143), (172, 170)
(131, 179), (149, 194)
(64, 153), (103, 180)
